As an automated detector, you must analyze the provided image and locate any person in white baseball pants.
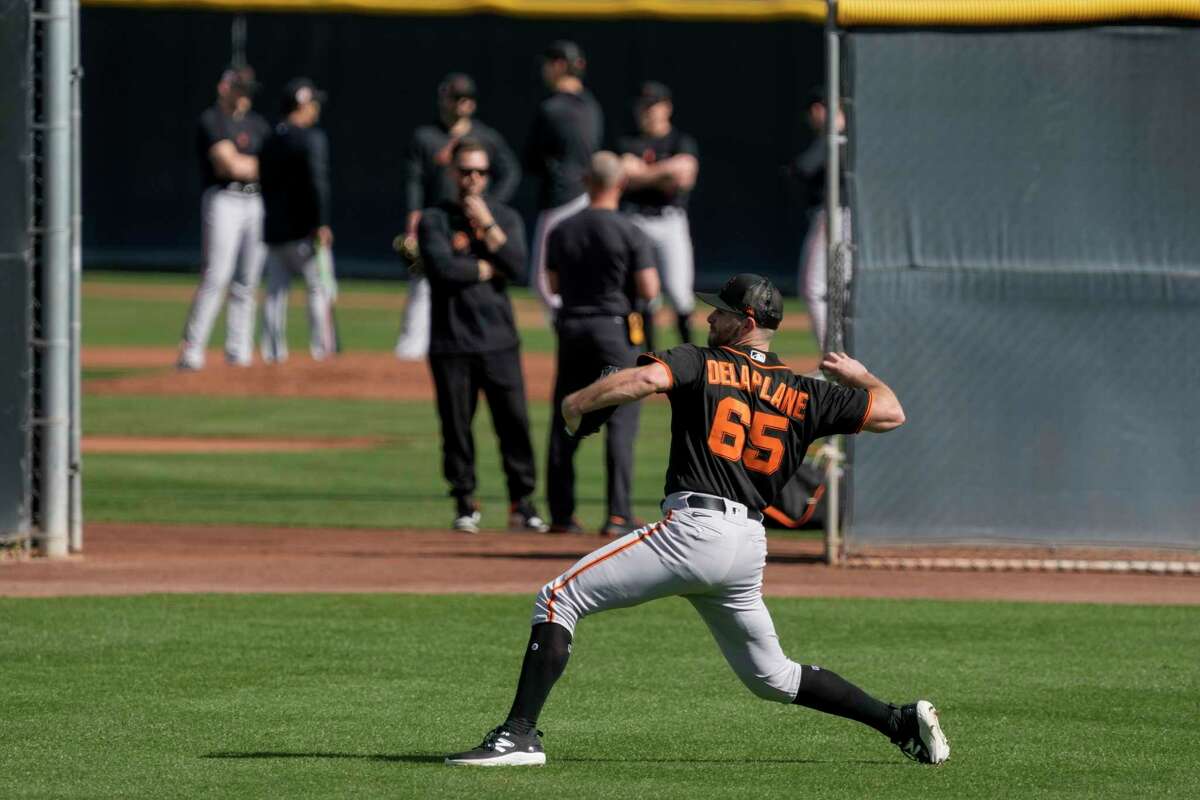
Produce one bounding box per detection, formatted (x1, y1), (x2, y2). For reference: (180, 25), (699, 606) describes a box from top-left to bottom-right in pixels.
(800, 205), (852, 352)
(446, 272), (950, 768)
(260, 238), (337, 362)
(179, 67), (270, 370)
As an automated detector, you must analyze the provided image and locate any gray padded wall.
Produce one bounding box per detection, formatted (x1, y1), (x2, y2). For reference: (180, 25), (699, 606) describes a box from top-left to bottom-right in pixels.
(847, 28), (1200, 548)
(0, 0), (32, 538)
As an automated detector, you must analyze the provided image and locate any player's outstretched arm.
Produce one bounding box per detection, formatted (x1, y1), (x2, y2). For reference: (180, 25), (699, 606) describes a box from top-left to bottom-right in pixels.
(562, 363), (671, 434)
(820, 351), (906, 433)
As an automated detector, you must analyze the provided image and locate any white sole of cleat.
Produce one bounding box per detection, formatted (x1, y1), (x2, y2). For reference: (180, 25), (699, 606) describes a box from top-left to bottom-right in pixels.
(916, 700), (950, 764)
(444, 752), (547, 767)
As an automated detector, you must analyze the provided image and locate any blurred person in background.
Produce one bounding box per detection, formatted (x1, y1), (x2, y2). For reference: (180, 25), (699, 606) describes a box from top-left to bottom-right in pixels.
(525, 40), (604, 316)
(618, 81), (699, 350)
(788, 91), (850, 352)
(258, 78), (338, 363)
(543, 152), (659, 537)
(178, 66), (270, 371)
(419, 138), (548, 535)
(394, 73), (521, 361)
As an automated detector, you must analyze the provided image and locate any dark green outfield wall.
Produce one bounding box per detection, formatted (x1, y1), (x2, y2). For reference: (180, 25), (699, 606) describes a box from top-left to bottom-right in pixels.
(81, 8), (823, 288)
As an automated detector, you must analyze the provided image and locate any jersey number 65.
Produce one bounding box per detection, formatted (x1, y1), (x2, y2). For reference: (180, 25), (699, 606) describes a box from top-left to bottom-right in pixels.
(706, 397), (788, 475)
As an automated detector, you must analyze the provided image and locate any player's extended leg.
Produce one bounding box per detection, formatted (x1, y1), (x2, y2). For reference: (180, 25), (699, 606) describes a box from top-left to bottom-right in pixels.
(179, 188), (240, 369)
(393, 275), (431, 361)
(224, 195), (266, 366)
(686, 523), (949, 763)
(259, 244), (294, 364)
(429, 353), (482, 531)
(295, 244), (336, 360)
(446, 511), (729, 766)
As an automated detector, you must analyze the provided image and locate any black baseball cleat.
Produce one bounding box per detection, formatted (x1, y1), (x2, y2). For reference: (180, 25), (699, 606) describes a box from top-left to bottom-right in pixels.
(890, 700), (950, 764)
(508, 499), (550, 533)
(549, 518), (585, 534)
(445, 725), (546, 767)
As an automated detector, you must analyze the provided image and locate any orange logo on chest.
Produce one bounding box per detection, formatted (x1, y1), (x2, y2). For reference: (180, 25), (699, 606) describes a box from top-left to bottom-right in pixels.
(452, 231), (471, 253)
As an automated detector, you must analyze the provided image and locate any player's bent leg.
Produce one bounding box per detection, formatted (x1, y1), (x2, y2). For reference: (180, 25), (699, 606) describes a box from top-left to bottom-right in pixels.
(687, 592), (803, 703)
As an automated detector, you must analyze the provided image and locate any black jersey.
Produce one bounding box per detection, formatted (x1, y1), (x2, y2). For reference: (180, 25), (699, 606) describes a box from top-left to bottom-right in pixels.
(546, 208), (655, 318)
(259, 123), (331, 244)
(525, 89), (604, 209)
(195, 105), (270, 188)
(418, 200), (528, 356)
(617, 128), (699, 212)
(403, 120), (521, 214)
(637, 343), (871, 510)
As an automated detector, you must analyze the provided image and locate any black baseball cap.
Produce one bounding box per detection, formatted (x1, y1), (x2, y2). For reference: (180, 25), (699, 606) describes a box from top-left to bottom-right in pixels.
(697, 273), (784, 330)
(439, 73), (477, 101)
(636, 81), (672, 110)
(220, 65), (259, 96)
(281, 77), (327, 112)
(543, 40), (584, 64)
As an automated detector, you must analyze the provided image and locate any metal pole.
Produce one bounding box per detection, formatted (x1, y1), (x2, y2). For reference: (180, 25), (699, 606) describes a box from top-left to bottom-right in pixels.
(68, 0), (83, 553)
(823, 0), (844, 565)
(38, 0), (72, 558)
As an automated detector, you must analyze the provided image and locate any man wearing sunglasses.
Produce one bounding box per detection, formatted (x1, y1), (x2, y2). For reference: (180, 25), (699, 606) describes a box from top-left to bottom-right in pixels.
(418, 139), (548, 535)
(395, 73), (521, 361)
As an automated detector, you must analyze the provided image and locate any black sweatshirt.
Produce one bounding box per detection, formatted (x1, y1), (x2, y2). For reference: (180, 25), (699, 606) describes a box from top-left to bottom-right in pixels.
(260, 122), (331, 244)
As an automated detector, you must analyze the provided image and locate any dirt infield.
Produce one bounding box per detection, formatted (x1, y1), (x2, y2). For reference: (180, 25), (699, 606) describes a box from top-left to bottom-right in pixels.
(2, 523), (1197, 604)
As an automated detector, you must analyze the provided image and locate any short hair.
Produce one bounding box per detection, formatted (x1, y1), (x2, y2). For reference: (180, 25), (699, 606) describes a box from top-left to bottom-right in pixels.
(587, 151), (623, 189)
(544, 40), (586, 78)
(438, 73), (477, 101)
(452, 137), (489, 162)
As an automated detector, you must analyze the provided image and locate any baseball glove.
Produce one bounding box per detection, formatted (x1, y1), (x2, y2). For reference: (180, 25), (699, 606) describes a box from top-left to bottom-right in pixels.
(566, 365), (622, 439)
(392, 234), (423, 276)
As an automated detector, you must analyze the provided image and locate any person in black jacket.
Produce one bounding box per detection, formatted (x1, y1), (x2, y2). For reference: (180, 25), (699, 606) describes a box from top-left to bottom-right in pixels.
(525, 41), (604, 316)
(258, 78), (337, 363)
(395, 73), (521, 361)
(419, 138), (548, 534)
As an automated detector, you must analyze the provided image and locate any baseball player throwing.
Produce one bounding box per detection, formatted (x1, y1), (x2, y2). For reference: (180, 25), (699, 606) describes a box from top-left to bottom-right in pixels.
(446, 273), (950, 767)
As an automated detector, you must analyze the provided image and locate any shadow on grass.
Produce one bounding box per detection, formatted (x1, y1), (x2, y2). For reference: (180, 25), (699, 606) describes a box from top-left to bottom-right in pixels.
(203, 751), (897, 766)
(204, 751), (444, 764)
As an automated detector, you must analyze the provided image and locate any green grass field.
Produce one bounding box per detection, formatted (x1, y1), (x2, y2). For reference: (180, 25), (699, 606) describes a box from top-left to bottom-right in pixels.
(7, 271), (1194, 798)
(3, 594), (1197, 799)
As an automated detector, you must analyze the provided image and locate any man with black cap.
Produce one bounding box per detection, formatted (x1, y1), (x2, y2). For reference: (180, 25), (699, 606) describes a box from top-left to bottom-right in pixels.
(525, 40), (605, 315)
(258, 77), (337, 363)
(179, 66), (270, 370)
(618, 81), (700, 348)
(446, 274), (951, 769)
(394, 73), (522, 361)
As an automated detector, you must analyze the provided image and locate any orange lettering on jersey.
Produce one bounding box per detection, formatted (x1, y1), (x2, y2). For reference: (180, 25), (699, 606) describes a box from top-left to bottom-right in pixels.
(758, 376), (773, 400)
(770, 382), (789, 410)
(739, 365), (752, 392)
(790, 390), (809, 421)
(723, 362), (738, 387)
(706, 359), (720, 385)
(750, 371), (763, 392)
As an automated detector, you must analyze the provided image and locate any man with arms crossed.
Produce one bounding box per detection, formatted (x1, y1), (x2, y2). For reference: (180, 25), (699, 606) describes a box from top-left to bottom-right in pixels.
(446, 273), (950, 767)
(178, 66), (269, 370)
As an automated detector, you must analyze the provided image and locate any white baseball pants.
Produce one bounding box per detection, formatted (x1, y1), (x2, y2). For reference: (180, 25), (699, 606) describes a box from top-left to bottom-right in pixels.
(532, 491), (803, 703)
(180, 187), (266, 368)
(799, 206), (853, 352)
(261, 239), (337, 363)
(393, 275), (431, 360)
(628, 207), (696, 316)
(530, 193), (589, 313)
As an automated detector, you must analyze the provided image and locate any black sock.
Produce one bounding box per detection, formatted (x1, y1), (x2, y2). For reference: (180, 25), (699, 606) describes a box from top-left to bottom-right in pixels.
(503, 622), (573, 736)
(792, 665), (899, 737)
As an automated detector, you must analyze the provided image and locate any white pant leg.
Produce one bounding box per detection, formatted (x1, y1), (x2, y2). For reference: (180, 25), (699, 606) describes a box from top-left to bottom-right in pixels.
(261, 243), (295, 364)
(530, 193), (589, 314)
(301, 245), (337, 360)
(800, 208), (829, 352)
(180, 188), (242, 367)
(631, 209), (695, 316)
(394, 275), (431, 360)
(224, 194), (266, 365)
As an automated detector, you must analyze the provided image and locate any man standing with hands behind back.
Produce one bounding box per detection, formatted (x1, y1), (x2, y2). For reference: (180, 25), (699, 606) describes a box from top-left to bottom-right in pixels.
(420, 139), (549, 535)
(544, 152), (660, 537)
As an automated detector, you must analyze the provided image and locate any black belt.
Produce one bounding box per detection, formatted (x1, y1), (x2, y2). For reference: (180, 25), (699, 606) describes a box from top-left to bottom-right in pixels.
(683, 494), (763, 522)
